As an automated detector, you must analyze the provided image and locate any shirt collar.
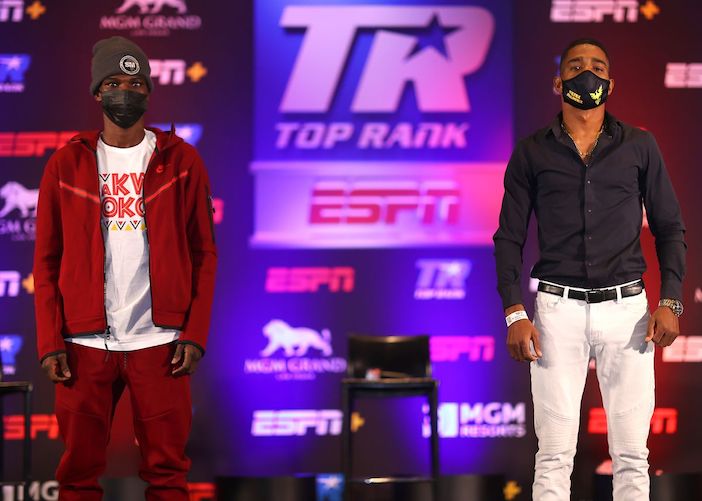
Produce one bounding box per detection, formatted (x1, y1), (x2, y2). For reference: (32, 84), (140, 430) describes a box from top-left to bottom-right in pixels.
(547, 111), (619, 140)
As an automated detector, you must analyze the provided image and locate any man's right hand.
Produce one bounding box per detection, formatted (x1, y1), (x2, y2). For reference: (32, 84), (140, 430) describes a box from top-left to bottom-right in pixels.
(505, 305), (543, 362)
(41, 353), (72, 382)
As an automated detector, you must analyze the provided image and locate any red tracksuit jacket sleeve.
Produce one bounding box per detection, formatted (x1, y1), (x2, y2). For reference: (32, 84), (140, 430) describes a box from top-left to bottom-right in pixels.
(34, 156), (66, 362)
(179, 155), (217, 353)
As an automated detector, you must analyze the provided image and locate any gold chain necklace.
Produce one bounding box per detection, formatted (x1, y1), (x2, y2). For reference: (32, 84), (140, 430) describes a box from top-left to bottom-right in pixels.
(561, 122), (604, 163)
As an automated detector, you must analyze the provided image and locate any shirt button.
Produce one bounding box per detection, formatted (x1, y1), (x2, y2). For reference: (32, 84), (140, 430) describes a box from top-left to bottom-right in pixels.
(586, 179), (591, 184)
(587, 261), (592, 266)
(587, 209), (592, 213)
(587, 236), (592, 240)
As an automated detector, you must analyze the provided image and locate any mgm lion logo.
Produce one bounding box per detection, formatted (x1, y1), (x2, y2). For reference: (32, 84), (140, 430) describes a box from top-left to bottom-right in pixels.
(116, 0), (187, 14)
(0, 182), (38, 218)
(261, 319), (333, 357)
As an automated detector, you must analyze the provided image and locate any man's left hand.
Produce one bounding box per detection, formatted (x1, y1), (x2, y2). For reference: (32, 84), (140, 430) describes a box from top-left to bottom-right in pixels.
(172, 344), (203, 375)
(645, 307), (680, 347)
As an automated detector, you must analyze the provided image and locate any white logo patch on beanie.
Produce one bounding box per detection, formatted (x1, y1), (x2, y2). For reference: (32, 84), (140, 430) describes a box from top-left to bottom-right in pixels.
(119, 55), (140, 75)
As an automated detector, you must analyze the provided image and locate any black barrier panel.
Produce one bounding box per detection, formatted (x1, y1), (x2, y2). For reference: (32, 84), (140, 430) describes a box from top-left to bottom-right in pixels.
(594, 472), (702, 501)
(216, 475), (317, 501)
(216, 474), (506, 501)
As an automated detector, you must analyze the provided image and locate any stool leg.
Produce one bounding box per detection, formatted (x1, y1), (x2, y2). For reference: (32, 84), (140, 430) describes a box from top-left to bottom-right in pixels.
(23, 387), (32, 501)
(0, 396), (4, 479)
(341, 384), (351, 501)
(430, 386), (440, 501)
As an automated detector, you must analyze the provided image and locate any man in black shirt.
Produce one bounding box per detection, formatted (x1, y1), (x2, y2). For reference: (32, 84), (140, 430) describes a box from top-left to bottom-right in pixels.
(494, 39), (685, 500)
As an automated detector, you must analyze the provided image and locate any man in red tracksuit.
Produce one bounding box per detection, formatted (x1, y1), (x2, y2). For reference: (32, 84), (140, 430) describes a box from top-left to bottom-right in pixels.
(33, 36), (217, 500)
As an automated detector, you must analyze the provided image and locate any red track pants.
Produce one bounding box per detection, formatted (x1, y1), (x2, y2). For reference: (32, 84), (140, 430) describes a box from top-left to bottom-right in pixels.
(54, 342), (191, 501)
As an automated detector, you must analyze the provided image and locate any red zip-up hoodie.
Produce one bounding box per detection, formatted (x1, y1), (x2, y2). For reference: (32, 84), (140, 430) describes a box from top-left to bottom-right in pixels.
(34, 126), (217, 362)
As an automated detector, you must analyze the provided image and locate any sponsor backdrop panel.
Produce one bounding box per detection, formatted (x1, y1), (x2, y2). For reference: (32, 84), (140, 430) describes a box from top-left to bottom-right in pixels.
(514, 2), (702, 499)
(1, 1), (251, 499)
(0, 1), (700, 500)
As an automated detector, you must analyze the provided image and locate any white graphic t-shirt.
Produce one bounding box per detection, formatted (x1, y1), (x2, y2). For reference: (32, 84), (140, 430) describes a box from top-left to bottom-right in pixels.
(66, 130), (180, 351)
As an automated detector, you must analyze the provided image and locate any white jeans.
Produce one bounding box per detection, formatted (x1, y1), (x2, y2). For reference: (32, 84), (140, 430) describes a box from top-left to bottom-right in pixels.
(531, 286), (654, 501)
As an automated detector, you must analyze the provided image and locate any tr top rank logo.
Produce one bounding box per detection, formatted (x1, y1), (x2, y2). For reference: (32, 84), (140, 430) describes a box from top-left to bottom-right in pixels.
(100, 0), (202, 37)
(259, 4), (498, 156)
(279, 6), (493, 113)
(0, 54), (31, 93)
(0, 334), (23, 375)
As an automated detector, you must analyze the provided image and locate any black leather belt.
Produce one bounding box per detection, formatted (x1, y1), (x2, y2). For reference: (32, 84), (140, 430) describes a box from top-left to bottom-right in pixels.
(537, 280), (644, 304)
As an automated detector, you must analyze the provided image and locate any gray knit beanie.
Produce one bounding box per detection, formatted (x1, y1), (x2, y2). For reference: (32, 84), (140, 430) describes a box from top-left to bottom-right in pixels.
(90, 36), (153, 95)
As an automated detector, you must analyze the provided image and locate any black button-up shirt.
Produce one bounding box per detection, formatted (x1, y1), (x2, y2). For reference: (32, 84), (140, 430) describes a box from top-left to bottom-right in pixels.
(494, 112), (686, 309)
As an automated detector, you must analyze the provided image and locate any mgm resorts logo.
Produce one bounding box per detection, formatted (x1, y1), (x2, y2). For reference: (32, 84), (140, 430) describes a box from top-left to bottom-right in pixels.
(100, 0), (201, 37)
(244, 320), (346, 381)
(423, 402), (527, 439)
(0, 181), (37, 241)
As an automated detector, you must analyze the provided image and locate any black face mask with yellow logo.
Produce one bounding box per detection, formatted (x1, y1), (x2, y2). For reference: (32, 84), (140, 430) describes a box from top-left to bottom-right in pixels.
(561, 70), (610, 110)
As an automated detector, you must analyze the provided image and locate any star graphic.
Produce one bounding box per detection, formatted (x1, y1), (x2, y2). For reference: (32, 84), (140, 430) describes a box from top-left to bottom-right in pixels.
(390, 15), (459, 59)
(503, 480), (522, 500)
(317, 475), (342, 489)
(22, 273), (34, 294)
(350, 412), (365, 432)
(6, 56), (22, 70)
(178, 125), (194, 141)
(0, 337), (13, 351)
(640, 0), (660, 20)
(443, 261), (466, 277)
(186, 62), (208, 83)
(25, 0), (46, 20)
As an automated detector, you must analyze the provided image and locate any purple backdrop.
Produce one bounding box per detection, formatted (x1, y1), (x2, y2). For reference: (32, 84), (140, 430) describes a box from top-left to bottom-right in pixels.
(0, 1), (700, 500)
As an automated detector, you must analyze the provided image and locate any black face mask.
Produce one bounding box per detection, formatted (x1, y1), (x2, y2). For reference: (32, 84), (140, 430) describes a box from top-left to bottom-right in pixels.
(100, 89), (148, 129)
(561, 70), (610, 110)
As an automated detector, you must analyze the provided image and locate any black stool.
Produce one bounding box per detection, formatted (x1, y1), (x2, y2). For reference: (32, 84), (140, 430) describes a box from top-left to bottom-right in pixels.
(341, 335), (439, 501)
(0, 381), (33, 500)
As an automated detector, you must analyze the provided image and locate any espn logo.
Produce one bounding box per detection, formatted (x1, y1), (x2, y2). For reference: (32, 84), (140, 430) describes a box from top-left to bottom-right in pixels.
(430, 336), (494, 362)
(0, 271), (20, 297)
(663, 336), (702, 362)
(188, 483), (215, 501)
(150, 59), (207, 85)
(665, 63), (702, 88)
(588, 407), (677, 434)
(550, 0), (651, 23)
(3, 414), (59, 440)
(310, 181), (460, 225)
(251, 409), (342, 437)
(0, 131), (76, 157)
(265, 267), (355, 293)
(0, 0), (24, 22)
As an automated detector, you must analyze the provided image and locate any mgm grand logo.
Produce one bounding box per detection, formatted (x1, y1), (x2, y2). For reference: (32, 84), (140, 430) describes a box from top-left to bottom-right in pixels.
(0, 181), (37, 241)
(100, 0), (202, 37)
(244, 319), (347, 381)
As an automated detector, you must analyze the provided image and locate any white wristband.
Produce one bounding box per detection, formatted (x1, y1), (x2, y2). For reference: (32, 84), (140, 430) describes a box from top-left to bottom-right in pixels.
(505, 310), (529, 327)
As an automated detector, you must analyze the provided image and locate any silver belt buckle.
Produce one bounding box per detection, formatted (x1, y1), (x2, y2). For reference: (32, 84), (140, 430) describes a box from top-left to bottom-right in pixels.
(585, 289), (606, 303)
